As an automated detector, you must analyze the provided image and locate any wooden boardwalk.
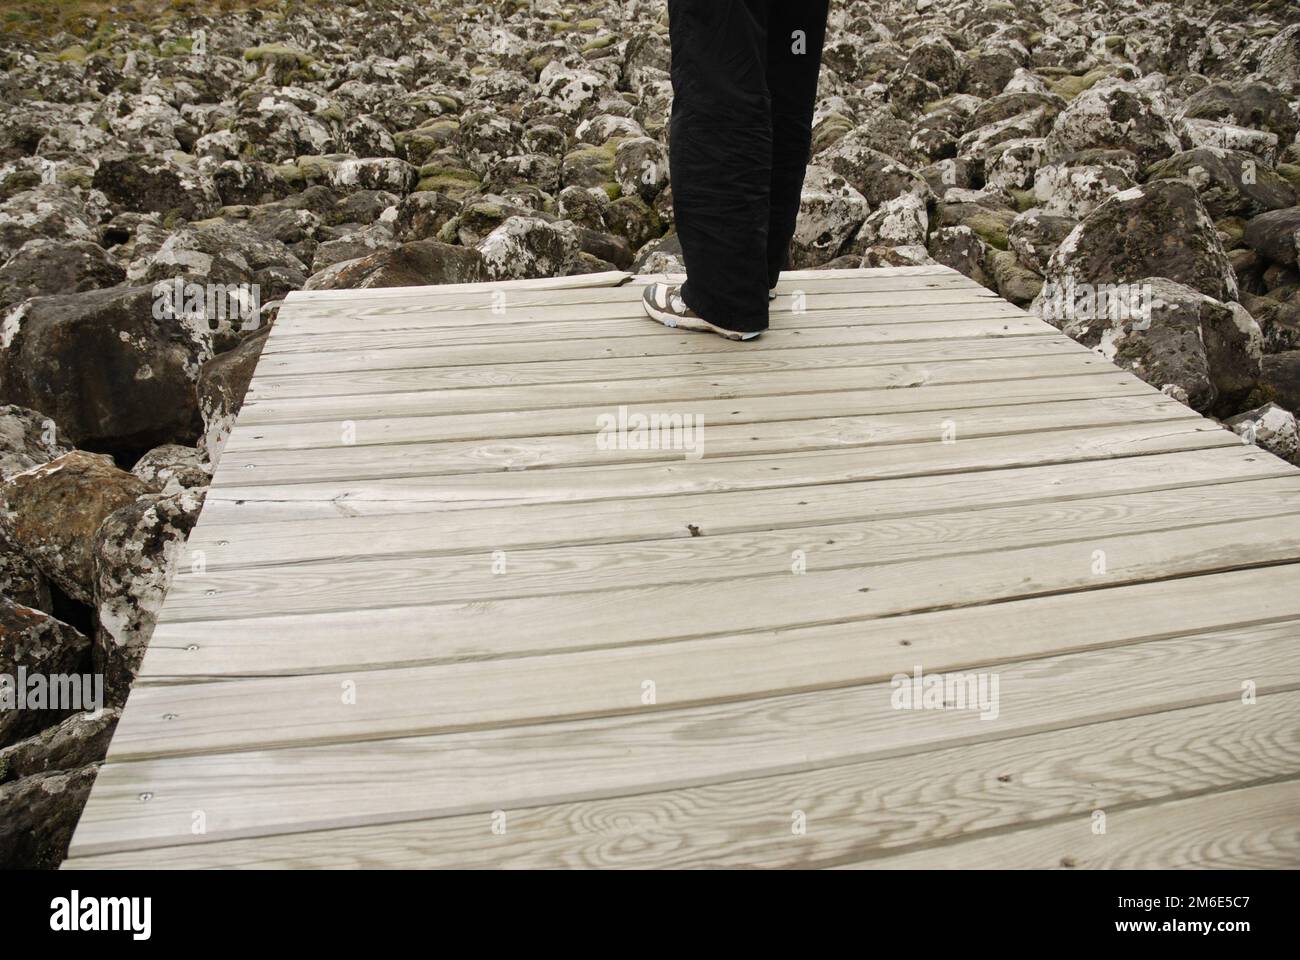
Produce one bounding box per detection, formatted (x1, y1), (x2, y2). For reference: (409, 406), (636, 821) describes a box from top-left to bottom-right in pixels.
(66, 266), (1300, 868)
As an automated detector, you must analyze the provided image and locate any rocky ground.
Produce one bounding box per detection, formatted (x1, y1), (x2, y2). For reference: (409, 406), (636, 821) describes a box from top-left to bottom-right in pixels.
(1, 0), (1299, 868)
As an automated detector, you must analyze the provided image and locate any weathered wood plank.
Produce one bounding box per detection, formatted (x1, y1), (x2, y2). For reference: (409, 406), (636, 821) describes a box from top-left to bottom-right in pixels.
(839, 779), (1300, 869)
(68, 622), (1300, 856)
(62, 692), (1300, 869)
(182, 446), (1296, 561)
(141, 517), (1300, 676)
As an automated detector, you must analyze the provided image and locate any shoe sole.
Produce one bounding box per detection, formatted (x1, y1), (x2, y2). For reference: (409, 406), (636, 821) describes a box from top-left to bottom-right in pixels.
(642, 289), (764, 341)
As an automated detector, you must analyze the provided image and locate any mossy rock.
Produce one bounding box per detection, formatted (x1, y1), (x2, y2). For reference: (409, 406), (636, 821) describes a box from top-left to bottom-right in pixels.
(56, 45), (88, 62)
(1103, 36), (1125, 52)
(243, 44), (314, 67)
(1008, 188), (1038, 213)
(1277, 163), (1300, 189)
(1216, 216), (1247, 249)
(1050, 67), (1117, 100)
(582, 35), (618, 53)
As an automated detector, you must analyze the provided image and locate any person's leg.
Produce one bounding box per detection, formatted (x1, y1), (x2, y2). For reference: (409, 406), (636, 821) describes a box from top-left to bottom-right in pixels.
(764, 0), (829, 290)
(666, 0), (772, 335)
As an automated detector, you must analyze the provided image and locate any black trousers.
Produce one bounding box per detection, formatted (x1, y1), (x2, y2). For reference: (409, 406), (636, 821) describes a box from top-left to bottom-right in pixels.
(667, 0), (829, 333)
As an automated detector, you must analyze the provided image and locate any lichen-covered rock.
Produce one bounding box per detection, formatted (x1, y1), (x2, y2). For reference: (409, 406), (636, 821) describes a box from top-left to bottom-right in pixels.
(927, 224), (989, 286)
(1243, 207), (1300, 268)
(131, 444), (211, 495)
(393, 190), (461, 243)
(1039, 180), (1238, 304)
(985, 248), (1044, 305)
(306, 239), (486, 292)
(1224, 402), (1299, 465)
(477, 216), (580, 280)
(0, 451), (150, 604)
(815, 135), (932, 209)
(0, 405), (70, 482)
(0, 597), (91, 745)
(0, 286), (213, 453)
(1179, 80), (1299, 147)
(93, 488), (204, 703)
(0, 186), (99, 264)
(329, 157), (418, 195)
(197, 327), (269, 464)
(791, 165), (870, 268)
(91, 152), (221, 222)
(1147, 148), (1297, 220)
(1181, 119), (1279, 167)
(853, 192), (928, 249)
(1008, 210), (1078, 275)
(0, 708), (119, 784)
(1036, 276), (1260, 413)
(1260, 351), (1300, 414)
(0, 763), (99, 869)
(1045, 78), (1182, 168)
(0, 239), (125, 313)
(1033, 153), (1137, 220)
(614, 137), (669, 203)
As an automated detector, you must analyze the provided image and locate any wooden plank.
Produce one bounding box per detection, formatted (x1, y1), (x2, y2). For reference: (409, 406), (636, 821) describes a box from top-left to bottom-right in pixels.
(142, 517), (1300, 676)
(239, 353), (1115, 426)
(200, 420), (1235, 509)
(182, 446), (1297, 561)
(840, 779), (1300, 869)
(245, 335), (1089, 400)
(67, 621), (1300, 856)
(221, 376), (1166, 457)
(271, 276), (994, 336)
(264, 300), (1022, 353)
(216, 397), (1199, 487)
(63, 691), (1300, 869)
(284, 269), (631, 303)
(254, 318), (1054, 377)
(158, 476), (1300, 622)
(123, 560), (1300, 755)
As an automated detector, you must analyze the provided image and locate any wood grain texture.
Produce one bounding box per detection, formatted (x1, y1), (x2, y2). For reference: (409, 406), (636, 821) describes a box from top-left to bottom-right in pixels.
(63, 692), (1300, 869)
(67, 267), (1300, 869)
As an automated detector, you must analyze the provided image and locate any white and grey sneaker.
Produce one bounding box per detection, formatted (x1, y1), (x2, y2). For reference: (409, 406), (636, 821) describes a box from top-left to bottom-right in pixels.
(641, 282), (763, 341)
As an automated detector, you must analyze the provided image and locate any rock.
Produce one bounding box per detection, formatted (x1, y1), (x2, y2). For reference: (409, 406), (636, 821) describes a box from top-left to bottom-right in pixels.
(306, 240), (486, 292)
(790, 165), (870, 268)
(91, 152), (220, 222)
(477, 216), (579, 281)
(1224, 402), (1299, 464)
(93, 488), (204, 703)
(927, 225), (989, 286)
(1257, 24), (1300, 89)
(905, 35), (963, 95)
(815, 135), (932, 209)
(986, 248), (1044, 305)
(853, 193), (928, 249)
(0, 239), (126, 313)
(1243, 207), (1300, 267)
(0, 597), (92, 746)
(0, 451), (150, 604)
(131, 444), (211, 495)
(614, 137), (669, 203)
(1039, 180), (1237, 304)
(1147, 148), (1297, 220)
(1179, 80), (1299, 147)
(1045, 78), (1182, 168)
(0, 708), (119, 784)
(1037, 276), (1259, 413)
(1, 528), (51, 612)
(198, 327), (270, 463)
(1008, 210), (1078, 275)
(0, 763), (99, 869)
(393, 191), (461, 242)
(211, 160), (294, 207)
(0, 405), (71, 481)
(1182, 119), (1279, 167)
(329, 157), (418, 195)
(1241, 293), (1300, 353)
(1033, 154), (1136, 220)
(0, 186), (99, 264)
(0, 286), (213, 454)
(1260, 351), (1300, 413)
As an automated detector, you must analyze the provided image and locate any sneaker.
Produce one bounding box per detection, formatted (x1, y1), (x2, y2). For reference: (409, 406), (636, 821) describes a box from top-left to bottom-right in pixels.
(769, 288), (777, 301)
(641, 283), (763, 341)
